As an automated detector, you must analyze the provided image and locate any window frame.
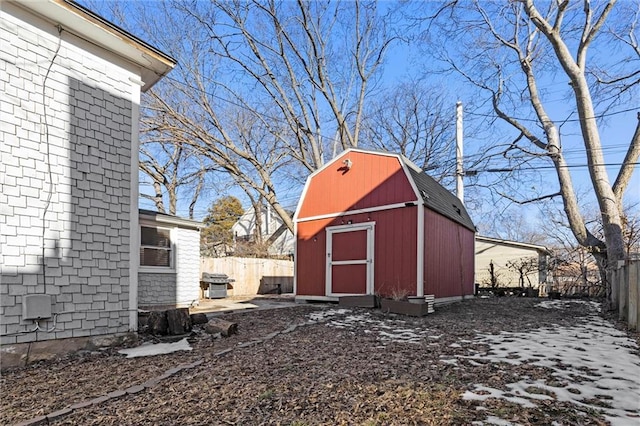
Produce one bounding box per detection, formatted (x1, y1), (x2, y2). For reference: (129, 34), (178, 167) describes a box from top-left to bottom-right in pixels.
(139, 222), (176, 273)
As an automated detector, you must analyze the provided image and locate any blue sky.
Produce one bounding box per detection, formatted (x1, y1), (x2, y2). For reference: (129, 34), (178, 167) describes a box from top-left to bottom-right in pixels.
(80, 0), (638, 242)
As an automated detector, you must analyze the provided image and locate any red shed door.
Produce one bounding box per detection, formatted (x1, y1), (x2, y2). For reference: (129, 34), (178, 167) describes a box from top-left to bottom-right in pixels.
(326, 223), (375, 296)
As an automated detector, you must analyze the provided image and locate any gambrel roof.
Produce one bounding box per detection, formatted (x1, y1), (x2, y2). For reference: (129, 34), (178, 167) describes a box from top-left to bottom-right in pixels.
(406, 166), (475, 232)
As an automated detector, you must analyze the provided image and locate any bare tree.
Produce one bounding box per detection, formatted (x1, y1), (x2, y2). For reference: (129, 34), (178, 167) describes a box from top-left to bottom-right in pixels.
(506, 256), (539, 288)
(424, 0), (640, 307)
(476, 209), (550, 245)
(487, 260), (501, 289)
(361, 82), (457, 183)
(138, 137), (209, 218)
(129, 0), (397, 231)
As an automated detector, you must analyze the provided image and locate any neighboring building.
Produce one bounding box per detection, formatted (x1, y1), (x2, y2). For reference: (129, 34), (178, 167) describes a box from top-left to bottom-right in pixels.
(138, 209), (201, 310)
(0, 0), (176, 368)
(294, 149), (476, 304)
(232, 205), (294, 258)
(475, 236), (551, 293)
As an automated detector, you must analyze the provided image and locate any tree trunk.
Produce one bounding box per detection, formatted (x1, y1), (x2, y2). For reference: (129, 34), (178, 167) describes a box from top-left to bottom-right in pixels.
(522, 0), (626, 307)
(204, 319), (238, 337)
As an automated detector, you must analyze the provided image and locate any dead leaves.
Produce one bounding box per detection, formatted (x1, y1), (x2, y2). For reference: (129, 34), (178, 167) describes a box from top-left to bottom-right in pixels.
(0, 299), (619, 425)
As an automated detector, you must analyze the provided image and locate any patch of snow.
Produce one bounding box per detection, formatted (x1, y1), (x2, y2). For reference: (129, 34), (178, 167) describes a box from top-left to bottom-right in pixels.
(305, 310), (433, 344)
(463, 385), (537, 408)
(471, 415), (516, 425)
(306, 308), (351, 323)
(439, 358), (458, 365)
(463, 304), (640, 425)
(535, 299), (600, 311)
(378, 330), (422, 342)
(535, 300), (573, 309)
(118, 338), (192, 358)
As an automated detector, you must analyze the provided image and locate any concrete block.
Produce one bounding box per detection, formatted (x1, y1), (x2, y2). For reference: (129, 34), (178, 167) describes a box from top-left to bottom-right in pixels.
(90, 395), (111, 405)
(0, 343), (29, 368)
(46, 408), (72, 421)
(142, 378), (162, 388)
(27, 337), (90, 363)
(125, 385), (145, 394)
(69, 400), (94, 409)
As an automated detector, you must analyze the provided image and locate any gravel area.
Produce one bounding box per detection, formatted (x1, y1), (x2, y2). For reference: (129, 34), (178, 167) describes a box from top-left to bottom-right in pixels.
(1, 298), (638, 426)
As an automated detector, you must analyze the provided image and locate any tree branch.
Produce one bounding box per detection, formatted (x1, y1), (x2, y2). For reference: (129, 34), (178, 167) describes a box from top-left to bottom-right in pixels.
(495, 190), (561, 205)
(613, 111), (640, 201)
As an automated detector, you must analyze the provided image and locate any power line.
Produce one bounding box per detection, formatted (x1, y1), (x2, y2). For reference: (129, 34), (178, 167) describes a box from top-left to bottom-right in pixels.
(466, 107), (638, 123)
(465, 162), (639, 175)
(462, 143), (633, 163)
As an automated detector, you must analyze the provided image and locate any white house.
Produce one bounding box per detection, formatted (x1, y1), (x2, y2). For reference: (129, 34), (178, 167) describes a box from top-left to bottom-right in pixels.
(138, 209), (201, 310)
(232, 204), (294, 257)
(0, 0), (176, 369)
(475, 236), (551, 293)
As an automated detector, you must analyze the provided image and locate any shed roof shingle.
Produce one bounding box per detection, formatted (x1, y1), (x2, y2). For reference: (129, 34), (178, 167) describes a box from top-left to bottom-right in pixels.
(406, 166), (475, 232)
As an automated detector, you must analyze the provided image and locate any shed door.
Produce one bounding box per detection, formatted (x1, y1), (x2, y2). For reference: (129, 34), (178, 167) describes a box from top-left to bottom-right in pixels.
(326, 223), (375, 296)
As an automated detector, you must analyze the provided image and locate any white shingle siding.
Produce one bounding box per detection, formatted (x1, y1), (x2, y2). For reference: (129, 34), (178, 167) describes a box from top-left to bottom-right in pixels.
(0, 5), (139, 345)
(138, 273), (178, 307)
(137, 227), (200, 308)
(175, 227), (201, 305)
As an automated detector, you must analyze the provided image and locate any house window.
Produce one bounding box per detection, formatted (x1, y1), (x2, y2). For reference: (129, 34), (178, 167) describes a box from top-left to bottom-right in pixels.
(140, 226), (172, 268)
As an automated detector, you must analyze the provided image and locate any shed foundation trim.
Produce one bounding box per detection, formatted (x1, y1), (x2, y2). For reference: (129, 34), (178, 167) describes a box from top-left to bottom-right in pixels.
(435, 295), (475, 306)
(295, 295), (339, 303)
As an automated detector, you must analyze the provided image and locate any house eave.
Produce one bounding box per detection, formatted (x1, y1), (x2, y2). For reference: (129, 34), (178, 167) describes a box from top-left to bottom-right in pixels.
(12, 0), (176, 91)
(139, 209), (202, 230)
(476, 235), (550, 255)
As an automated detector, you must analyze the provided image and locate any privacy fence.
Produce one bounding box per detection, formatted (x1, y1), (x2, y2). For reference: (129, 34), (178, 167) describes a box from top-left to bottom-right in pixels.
(612, 260), (640, 331)
(200, 257), (294, 296)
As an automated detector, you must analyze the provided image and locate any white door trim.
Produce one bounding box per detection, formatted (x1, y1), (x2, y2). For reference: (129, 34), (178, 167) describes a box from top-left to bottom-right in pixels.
(325, 222), (375, 297)
(416, 204), (425, 297)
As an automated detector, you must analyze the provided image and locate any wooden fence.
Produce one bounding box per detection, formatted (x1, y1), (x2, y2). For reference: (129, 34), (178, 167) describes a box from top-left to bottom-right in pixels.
(612, 260), (639, 331)
(200, 257), (294, 296)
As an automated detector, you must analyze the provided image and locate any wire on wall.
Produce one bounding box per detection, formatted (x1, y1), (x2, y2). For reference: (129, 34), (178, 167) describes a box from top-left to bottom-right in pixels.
(40, 25), (64, 295)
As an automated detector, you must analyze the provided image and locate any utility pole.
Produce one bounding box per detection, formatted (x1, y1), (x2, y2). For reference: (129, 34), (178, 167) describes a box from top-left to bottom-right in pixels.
(456, 101), (464, 204)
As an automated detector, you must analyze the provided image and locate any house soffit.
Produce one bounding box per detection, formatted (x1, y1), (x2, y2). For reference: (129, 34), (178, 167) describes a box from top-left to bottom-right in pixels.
(139, 209), (202, 230)
(475, 236), (550, 255)
(12, 0), (176, 91)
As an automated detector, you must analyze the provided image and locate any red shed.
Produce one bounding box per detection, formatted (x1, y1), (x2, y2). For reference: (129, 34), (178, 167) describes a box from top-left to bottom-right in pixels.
(294, 149), (475, 304)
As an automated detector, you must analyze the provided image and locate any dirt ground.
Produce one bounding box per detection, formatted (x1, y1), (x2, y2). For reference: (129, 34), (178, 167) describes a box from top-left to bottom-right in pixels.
(1, 297), (639, 426)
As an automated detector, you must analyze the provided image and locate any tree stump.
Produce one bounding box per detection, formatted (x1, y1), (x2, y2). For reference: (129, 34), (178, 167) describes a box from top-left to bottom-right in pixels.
(205, 319), (238, 337)
(190, 313), (209, 325)
(166, 308), (192, 335)
(147, 311), (168, 335)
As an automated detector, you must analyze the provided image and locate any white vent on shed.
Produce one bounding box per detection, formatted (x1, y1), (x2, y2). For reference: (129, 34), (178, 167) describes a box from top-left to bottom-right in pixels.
(23, 294), (52, 320)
